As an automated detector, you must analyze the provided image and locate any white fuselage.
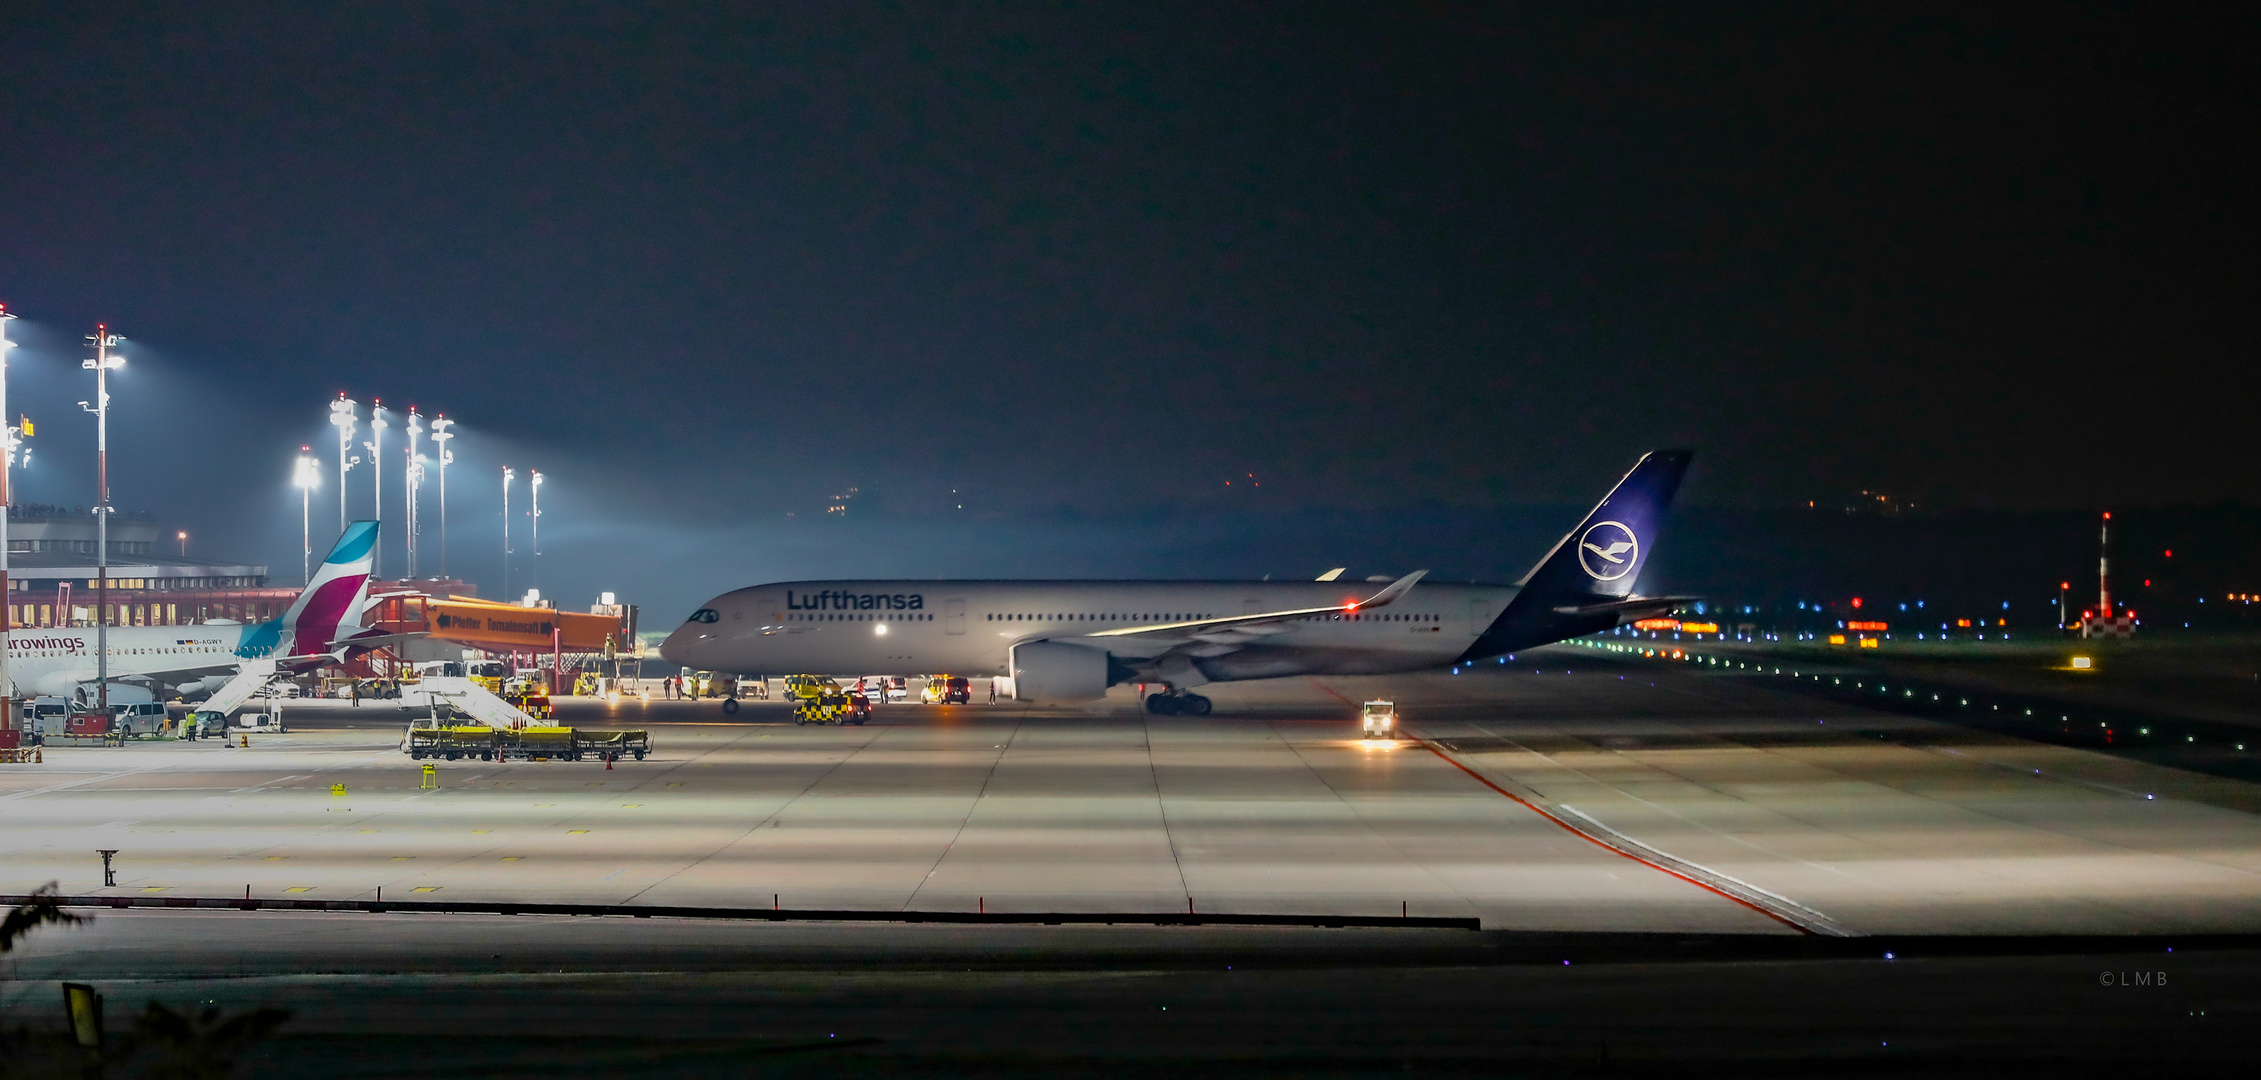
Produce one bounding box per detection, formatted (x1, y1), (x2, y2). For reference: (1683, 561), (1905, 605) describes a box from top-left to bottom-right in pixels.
(662, 580), (1522, 684)
(6, 625), (244, 698)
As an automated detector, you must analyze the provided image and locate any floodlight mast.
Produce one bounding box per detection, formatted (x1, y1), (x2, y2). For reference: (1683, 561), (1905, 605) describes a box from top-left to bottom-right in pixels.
(81, 327), (125, 715)
(293, 448), (321, 585)
(0, 304), (15, 730)
(501, 466), (514, 602)
(428, 415), (453, 577)
(329, 396), (359, 536)
(404, 407), (424, 579)
(364, 401), (387, 578)
(529, 470), (543, 594)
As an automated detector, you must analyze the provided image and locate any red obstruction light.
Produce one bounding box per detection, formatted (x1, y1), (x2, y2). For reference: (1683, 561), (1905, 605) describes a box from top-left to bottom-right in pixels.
(1851, 597), (1863, 609)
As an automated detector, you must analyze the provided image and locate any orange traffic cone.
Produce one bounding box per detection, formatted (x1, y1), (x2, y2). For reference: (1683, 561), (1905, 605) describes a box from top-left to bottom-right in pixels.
(605, 756), (614, 770)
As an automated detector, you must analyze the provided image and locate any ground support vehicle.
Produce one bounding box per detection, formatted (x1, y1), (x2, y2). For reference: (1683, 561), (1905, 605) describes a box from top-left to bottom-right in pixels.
(504, 691), (554, 721)
(921, 675), (971, 705)
(406, 725), (503, 760)
(786, 674), (860, 725)
(572, 729), (651, 761)
(403, 719), (650, 762)
(468, 661), (508, 693)
(1361, 699), (1397, 739)
(682, 670), (738, 701)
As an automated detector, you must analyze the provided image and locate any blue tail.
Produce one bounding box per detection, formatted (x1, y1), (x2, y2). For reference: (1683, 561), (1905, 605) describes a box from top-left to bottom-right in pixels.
(1462, 450), (1694, 658)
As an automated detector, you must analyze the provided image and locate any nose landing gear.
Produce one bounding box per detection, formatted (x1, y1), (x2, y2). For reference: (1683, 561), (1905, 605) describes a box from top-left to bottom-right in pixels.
(1143, 690), (1212, 716)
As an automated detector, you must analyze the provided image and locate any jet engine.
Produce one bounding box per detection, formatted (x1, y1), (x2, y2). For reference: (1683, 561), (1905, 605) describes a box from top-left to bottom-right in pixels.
(1009, 641), (1110, 703)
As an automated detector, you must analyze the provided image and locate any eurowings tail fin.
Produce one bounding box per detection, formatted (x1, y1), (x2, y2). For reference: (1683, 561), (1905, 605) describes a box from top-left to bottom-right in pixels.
(278, 521), (378, 656)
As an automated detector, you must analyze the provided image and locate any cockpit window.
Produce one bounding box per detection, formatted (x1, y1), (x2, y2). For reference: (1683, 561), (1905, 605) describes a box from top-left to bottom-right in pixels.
(688, 608), (720, 624)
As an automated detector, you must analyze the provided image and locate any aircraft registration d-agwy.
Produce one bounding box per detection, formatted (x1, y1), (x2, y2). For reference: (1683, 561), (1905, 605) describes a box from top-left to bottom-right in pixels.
(3, 521), (399, 703)
(663, 451), (1695, 714)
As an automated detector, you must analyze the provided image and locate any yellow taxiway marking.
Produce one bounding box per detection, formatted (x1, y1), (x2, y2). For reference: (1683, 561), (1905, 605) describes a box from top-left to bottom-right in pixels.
(470, 829), (490, 834)
(411, 887), (440, 893)
(285, 887), (313, 893)
(567, 830), (589, 835)
(621, 804), (641, 809)
(500, 856), (523, 862)
(141, 886), (166, 892)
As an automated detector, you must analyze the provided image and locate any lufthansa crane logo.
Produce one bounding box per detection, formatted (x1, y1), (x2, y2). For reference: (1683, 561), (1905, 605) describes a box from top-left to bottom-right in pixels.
(1577, 521), (1639, 581)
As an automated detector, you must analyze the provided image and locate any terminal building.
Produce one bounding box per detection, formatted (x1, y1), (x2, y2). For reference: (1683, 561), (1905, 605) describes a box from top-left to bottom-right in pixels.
(8, 505), (293, 628)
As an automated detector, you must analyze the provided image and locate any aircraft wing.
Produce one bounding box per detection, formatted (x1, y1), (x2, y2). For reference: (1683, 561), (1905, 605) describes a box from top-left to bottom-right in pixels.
(1549, 595), (1703, 620)
(336, 628), (427, 652)
(1069, 570), (1428, 659)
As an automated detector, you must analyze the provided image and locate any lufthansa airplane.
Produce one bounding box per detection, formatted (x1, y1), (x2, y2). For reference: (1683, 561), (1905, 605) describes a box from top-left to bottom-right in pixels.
(662, 451), (1694, 714)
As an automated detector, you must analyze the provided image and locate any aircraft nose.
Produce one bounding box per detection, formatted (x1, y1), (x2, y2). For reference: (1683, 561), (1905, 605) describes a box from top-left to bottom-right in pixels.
(658, 625), (695, 666)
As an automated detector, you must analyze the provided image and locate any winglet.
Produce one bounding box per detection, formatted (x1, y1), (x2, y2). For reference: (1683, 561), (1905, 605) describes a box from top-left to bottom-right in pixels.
(1354, 569), (1427, 610)
(1315, 568), (1347, 582)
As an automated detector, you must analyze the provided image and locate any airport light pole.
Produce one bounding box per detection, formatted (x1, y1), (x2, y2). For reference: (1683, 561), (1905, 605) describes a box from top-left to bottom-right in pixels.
(501, 466), (514, 602)
(81, 327), (125, 715)
(363, 401), (387, 579)
(404, 407), (424, 579)
(428, 415), (453, 578)
(328, 396), (359, 537)
(0, 305), (15, 726)
(529, 469), (542, 595)
(293, 448), (321, 586)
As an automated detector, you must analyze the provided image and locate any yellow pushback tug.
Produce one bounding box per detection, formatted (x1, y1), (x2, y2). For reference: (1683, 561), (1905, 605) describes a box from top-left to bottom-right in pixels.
(785, 675), (869, 726)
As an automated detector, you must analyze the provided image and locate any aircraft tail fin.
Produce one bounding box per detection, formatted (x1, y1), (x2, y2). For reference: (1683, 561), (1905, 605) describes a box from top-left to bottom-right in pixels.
(278, 521), (378, 656)
(1463, 451), (1692, 660)
(1514, 450), (1692, 601)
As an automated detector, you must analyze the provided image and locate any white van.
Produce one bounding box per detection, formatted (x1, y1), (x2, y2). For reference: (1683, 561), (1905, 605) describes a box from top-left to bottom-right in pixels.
(109, 701), (169, 737)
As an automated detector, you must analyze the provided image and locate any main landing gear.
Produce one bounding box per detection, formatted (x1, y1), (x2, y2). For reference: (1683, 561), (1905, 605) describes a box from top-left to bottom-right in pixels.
(1144, 690), (1212, 716)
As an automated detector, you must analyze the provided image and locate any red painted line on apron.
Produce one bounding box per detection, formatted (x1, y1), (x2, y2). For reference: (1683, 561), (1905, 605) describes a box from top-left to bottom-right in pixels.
(1303, 677), (1358, 706)
(1420, 743), (1812, 935)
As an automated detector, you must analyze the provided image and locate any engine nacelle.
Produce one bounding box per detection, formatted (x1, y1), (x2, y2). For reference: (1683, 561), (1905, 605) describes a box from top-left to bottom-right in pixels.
(1009, 641), (1110, 703)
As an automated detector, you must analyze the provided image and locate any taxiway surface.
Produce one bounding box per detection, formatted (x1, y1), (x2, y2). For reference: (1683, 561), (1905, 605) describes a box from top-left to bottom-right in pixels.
(6, 650), (2259, 936)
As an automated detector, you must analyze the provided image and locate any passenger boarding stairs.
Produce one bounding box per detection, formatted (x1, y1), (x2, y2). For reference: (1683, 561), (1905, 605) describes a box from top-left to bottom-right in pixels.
(190, 658), (279, 723)
(401, 676), (540, 729)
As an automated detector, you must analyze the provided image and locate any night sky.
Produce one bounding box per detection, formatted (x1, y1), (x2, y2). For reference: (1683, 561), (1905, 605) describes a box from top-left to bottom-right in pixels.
(0, 4), (2249, 616)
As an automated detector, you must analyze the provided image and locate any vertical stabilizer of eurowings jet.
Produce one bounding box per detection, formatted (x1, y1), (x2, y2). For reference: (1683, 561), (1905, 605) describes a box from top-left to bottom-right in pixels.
(276, 521), (378, 657)
(1465, 450), (1693, 657)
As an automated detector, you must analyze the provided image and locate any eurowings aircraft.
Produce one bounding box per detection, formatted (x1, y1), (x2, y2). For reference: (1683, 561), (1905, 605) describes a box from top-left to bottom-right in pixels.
(662, 451), (1695, 714)
(4, 521), (397, 700)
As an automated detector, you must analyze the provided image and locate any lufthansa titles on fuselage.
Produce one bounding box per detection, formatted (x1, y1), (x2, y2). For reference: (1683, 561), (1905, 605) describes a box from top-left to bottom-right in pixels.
(787, 589), (925, 612)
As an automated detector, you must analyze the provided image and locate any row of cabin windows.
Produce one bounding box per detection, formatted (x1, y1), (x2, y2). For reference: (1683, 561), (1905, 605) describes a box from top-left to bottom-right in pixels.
(8, 602), (276, 627)
(985, 612), (1438, 623)
(991, 613), (1209, 623)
